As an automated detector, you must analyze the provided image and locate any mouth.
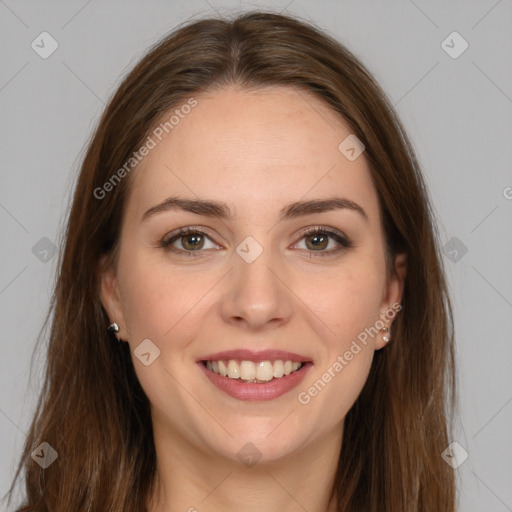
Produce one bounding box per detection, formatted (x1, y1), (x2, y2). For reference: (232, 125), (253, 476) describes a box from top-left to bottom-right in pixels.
(197, 349), (313, 401)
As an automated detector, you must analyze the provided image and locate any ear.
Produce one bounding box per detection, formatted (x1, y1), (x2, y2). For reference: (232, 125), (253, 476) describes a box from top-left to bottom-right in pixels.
(375, 252), (407, 349)
(99, 254), (128, 340)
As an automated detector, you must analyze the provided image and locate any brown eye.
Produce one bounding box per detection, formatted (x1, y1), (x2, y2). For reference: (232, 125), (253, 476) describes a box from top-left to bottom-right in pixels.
(304, 232), (329, 251)
(294, 227), (353, 257)
(159, 226), (353, 258)
(180, 232), (205, 250)
(160, 227), (218, 256)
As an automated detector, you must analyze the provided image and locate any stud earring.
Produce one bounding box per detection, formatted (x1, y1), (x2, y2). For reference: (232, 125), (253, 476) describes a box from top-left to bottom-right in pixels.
(381, 326), (390, 343)
(107, 323), (121, 342)
(108, 322), (119, 334)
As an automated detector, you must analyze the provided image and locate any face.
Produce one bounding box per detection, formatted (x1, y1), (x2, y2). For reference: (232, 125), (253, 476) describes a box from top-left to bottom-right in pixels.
(101, 85), (406, 465)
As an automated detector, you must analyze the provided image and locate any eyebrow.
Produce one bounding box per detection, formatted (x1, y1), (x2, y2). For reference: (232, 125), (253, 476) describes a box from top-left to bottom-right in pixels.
(141, 196), (368, 223)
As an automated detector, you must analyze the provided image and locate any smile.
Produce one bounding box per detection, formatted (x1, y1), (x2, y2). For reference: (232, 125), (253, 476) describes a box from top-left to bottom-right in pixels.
(198, 349), (313, 401)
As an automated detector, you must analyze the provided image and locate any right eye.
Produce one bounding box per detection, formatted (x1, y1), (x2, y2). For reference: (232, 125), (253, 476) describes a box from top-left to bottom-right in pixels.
(160, 227), (221, 256)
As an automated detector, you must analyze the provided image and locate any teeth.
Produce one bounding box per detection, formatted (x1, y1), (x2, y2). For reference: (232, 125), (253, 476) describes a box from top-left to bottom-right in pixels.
(273, 360), (284, 378)
(227, 360), (240, 379)
(256, 361), (273, 381)
(240, 361), (256, 380)
(218, 360), (227, 377)
(205, 359), (304, 382)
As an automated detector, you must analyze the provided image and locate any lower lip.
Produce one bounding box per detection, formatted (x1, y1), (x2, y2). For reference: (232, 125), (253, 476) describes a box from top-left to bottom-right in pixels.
(198, 362), (313, 401)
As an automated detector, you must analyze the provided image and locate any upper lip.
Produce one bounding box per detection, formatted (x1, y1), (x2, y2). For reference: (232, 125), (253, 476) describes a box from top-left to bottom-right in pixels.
(198, 349), (312, 363)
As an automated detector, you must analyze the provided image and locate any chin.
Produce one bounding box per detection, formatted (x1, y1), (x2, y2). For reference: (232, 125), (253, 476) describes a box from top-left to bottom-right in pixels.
(198, 417), (307, 466)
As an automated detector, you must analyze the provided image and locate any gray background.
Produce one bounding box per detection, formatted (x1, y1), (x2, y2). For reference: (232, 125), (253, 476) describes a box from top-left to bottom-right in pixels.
(1, 0), (511, 510)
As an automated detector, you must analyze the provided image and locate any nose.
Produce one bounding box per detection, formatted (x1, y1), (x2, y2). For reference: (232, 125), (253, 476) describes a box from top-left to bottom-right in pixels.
(220, 240), (294, 331)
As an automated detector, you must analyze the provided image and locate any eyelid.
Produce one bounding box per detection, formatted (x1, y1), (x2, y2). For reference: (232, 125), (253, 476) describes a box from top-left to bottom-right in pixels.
(160, 226), (220, 249)
(297, 225), (349, 243)
(291, 225), (353, 256)
(159, 225), (353, 256)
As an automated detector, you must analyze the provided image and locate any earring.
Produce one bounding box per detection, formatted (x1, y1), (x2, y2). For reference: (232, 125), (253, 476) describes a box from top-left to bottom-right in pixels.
(107, 322), (120, 339)
(381, 326), (390, 343)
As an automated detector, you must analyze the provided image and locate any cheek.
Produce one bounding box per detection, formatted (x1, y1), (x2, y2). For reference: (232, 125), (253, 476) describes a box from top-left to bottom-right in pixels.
(117, 250), (215, 348)
(303, 255), (385, 414)
(312, 255), (386, 349)
(297, 263), (383, 424)
(118, 247), (191, 346)
(116, 255), (210, 402)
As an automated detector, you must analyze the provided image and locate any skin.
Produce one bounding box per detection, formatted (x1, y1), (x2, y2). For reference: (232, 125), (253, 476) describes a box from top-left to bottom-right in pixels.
(100, 85), (407, 512)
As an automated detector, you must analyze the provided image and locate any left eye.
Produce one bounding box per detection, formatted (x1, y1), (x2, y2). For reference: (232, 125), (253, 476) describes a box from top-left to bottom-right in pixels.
(293, 228), (351, 255)
(160, 227), (352, 257)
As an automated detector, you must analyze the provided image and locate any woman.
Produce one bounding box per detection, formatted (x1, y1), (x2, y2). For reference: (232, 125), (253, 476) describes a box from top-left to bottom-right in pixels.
(4, 10), (456, 511)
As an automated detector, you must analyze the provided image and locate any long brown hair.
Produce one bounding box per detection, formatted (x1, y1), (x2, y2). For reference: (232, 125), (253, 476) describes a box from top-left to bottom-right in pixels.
(3, 10), (456, 511)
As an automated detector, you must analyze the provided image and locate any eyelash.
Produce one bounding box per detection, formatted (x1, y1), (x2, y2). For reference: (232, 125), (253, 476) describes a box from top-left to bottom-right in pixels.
(159, 226), (353, 258)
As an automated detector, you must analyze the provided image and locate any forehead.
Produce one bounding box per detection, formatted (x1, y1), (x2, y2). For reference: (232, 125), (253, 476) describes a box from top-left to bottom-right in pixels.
(125, 86), (380, 225)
